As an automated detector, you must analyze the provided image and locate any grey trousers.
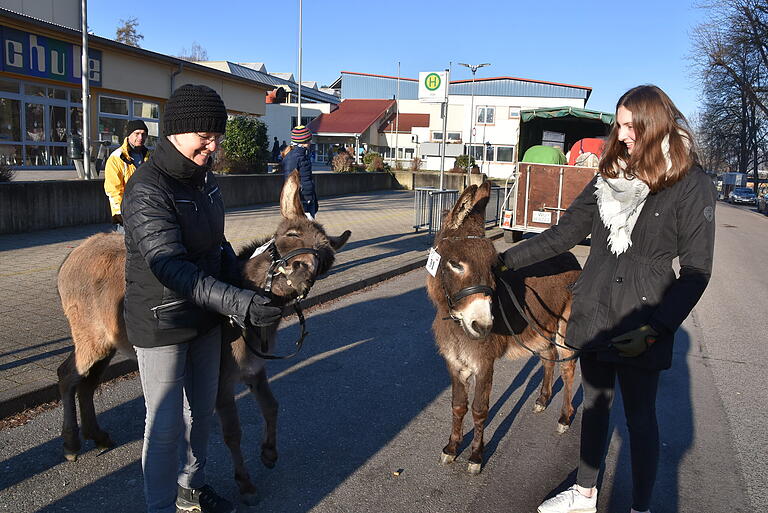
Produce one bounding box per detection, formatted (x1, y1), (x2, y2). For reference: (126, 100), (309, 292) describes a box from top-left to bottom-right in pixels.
(135, 326), (221, 513)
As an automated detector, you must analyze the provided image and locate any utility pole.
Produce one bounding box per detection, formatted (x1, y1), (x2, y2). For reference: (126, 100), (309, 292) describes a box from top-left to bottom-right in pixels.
(80, 0), (91, 179)
(458, 62), (490, 175)
(439, 66), (450, 190)
(297, 0), (303, 126)
(394, 61), (400, 169)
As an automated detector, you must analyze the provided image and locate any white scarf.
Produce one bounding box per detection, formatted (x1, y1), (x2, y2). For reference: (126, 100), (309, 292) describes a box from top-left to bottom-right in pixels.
(594, 134), (677, 255)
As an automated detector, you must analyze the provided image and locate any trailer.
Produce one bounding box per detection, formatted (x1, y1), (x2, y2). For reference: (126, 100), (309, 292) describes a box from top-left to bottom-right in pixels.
(499, 107), (614, 242)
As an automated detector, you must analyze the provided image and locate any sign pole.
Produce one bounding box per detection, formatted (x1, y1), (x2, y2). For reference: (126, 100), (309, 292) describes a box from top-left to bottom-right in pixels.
(439, 67), (450, 190)
(80, 0), (91, 180)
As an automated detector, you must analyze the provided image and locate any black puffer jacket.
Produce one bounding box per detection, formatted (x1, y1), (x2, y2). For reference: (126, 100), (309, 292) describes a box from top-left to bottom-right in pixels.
(502, 166), (716, 370)
(122, 137), (256, 348)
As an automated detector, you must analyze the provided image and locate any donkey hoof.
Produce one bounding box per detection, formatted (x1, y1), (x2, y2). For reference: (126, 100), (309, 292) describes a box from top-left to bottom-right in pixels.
(260, 448), (278, 469)
(96, 437), (115, 452)
(439, 452), (456, 465)
(467, 462), (483, 474)
(556, 422), (570, 434)
(532, 403), (546, 413)
(63, 449), (79, 462)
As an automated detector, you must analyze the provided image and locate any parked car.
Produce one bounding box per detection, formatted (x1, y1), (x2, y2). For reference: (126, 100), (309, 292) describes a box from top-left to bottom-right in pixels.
(758, 195), (768, 215)
(729, 187), (757, 205)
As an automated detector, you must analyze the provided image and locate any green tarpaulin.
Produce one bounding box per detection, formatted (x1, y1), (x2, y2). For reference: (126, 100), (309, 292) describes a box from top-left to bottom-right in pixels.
(520, 106), (615, 124)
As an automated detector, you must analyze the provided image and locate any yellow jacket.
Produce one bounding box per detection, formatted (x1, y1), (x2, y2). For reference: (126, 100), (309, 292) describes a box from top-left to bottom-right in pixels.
(104, 137), (150, 216)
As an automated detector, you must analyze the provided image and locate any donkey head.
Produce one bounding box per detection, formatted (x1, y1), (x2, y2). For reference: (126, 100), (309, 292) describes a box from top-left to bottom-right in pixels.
(240, 171), (351, 302)
(426, 181), (497, 339)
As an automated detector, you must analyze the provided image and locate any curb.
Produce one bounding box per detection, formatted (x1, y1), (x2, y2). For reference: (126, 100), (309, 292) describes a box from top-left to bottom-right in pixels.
(0, 228), (502, 421)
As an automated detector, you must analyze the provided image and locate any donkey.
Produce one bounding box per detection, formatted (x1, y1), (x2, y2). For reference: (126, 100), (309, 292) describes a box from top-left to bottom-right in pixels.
(426, 181), (581, 474)
(56, 171), (350, 503)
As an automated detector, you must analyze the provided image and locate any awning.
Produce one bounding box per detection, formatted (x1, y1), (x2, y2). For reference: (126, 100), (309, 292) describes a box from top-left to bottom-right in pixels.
(520, 106), (614, 125)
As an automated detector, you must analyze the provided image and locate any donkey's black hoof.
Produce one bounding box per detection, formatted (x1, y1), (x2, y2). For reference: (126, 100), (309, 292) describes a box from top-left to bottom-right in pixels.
(241, 491), (260, 506)
(260, 448), (277, 469)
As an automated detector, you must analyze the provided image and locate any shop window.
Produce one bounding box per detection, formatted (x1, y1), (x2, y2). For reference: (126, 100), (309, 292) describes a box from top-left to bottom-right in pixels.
(50, 146), (68, 166)
(144, 120), (160, 147)
(24, 84), (46, 98)
(0, 98), (21, 141)
(48, 87), (67, 100)
(476, 106), (495, 124)
(497, 146), (515, 162)
(70, 107), (83, 137)
(100, 96), (129, 116)
(24, 145), (49, 166)
(50, 106), (68, 142)
(99, 117), (128, 145)
(0, 145), (22, 166)
(134, 100), (159, 119)
(0, 78), (20, 94)
(71, 89), (82, 104)
(24, 103), (46, 142)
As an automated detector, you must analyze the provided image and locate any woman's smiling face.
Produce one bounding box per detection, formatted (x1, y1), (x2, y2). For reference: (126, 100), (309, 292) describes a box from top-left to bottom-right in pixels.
(616, 105), (636, 155)
(170, 132), (224, 166)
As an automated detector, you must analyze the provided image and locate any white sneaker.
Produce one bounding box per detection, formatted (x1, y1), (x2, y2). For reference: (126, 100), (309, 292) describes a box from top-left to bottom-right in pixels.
(537, 485), (597, 513)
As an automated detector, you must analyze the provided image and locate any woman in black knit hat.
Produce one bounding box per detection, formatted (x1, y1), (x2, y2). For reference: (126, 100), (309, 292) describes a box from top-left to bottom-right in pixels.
(122, 84), (282, 513)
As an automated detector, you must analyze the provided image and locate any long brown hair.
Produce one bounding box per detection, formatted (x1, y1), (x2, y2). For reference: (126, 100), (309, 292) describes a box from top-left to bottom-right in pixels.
(599, 85), (696, 193)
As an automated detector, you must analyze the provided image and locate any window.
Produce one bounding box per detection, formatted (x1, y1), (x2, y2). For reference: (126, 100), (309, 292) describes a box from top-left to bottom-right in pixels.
(468, 144), (483, 161)
(405, 148), (414, 159)
(476, 106), (495, 124)
(542, 130), (565, 151)
(485, 144), (494, 161)
(98, 95), (160, 147)
(432, 131), (462, 142)
(0, 98), (21, 141)
(291, 116), (314, 128)
(496, 146), (515, 162)
(509, 106), (520, 118)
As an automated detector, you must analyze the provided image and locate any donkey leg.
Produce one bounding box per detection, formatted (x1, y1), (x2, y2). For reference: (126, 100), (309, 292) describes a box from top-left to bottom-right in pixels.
(556, 354), (577, 434)
(467, 363), (494, 474)
(250, 368), (279, 469)
(216, 373), (259, 504)
(78, 351), (116, 451)
(533, 345), (558, 413)
(441, 365), (469, 465)
(57, 352), (83, 461)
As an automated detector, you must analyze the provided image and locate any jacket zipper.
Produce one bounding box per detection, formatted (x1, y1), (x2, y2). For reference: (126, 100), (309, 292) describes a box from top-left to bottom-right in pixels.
(150, 298), (188, 318)
(207, 186), (220, 204)
(175, 199), (198, 212)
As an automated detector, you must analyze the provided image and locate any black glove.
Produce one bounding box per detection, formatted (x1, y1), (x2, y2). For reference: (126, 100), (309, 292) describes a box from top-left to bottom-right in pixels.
(246, 294), (283, 327)
(112, 214), (123, 226)
(611, 324), (659, 357)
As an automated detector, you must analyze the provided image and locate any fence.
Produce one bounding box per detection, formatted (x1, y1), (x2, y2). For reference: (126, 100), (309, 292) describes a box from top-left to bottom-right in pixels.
(413, 185), (502, 235)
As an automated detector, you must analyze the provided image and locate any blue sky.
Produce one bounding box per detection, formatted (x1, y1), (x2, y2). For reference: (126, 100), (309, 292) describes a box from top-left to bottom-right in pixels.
(88, 0), (708, 118)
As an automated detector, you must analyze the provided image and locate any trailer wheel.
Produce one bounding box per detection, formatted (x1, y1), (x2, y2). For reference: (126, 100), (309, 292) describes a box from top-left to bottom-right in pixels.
(503, 230), (523, 243)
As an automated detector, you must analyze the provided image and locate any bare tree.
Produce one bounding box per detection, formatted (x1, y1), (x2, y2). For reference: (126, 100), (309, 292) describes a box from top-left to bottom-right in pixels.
(177, 42), (208, 62)
(115, 17), (143, 48)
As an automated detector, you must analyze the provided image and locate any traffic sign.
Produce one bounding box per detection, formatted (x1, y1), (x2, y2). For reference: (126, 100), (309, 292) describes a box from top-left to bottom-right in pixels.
(419, 71), (448, 103)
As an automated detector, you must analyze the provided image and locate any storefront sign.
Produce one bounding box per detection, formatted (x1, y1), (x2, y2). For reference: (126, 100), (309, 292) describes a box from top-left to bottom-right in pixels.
(0, 26), (102, 86)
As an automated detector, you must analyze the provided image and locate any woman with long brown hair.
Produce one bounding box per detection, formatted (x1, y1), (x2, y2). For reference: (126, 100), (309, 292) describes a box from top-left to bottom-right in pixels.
(500, 85), (716, 513)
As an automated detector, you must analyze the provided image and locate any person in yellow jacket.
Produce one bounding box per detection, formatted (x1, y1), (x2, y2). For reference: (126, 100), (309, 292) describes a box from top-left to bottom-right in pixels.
(104, 120), (150, 231)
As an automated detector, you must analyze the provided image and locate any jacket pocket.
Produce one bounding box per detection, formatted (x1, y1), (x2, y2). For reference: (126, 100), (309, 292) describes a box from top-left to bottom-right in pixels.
(151, 299), (200, 330)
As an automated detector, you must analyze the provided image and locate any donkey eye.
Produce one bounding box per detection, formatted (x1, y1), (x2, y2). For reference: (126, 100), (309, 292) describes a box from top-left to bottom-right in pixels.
(286, 231), (301, 238)
(447, 260), (464, 273)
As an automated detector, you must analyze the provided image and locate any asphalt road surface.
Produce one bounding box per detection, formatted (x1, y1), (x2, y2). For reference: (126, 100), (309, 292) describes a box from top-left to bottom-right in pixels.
(0, 201), (764, 513)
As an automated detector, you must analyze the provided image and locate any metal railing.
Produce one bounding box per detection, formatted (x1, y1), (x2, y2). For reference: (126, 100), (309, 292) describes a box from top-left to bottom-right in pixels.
(413, 187), (459, 234)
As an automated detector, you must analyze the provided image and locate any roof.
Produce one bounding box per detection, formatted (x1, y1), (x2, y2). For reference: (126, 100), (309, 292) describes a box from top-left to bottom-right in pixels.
(0, 8), (273, 92)
(520, 106), (613, 124)
(309, 99), (395, 136)
(338, 71), (592, 102)
(197, 62), (340, 104)
(378, 113), (430, 133)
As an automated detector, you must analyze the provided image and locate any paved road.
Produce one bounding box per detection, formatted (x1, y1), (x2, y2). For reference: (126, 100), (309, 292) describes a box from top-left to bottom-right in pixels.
(0, 213), (757, 512)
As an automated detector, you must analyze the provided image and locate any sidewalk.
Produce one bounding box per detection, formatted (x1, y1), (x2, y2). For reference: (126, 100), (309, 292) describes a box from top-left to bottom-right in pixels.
(0, 189), (501, 419)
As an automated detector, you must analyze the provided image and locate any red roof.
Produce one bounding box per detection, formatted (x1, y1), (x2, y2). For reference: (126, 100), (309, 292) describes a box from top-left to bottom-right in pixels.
(378, 113), (430, 133)
(309, 99), (395, 135)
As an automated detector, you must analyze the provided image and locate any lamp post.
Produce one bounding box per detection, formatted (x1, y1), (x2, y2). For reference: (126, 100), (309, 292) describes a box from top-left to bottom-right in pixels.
(297, 0), (303, 125)
(458, 62), (489, 173)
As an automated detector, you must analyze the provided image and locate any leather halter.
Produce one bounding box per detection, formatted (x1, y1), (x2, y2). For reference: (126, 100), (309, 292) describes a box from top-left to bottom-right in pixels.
(232, 239), (322, 360)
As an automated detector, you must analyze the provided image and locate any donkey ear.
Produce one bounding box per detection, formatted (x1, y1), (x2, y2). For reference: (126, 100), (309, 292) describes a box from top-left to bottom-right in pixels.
(444, 185), (478, 229)
(472, 181), (491, 213)
(328, 230), (351, 250)
(280, 170), (306, 219)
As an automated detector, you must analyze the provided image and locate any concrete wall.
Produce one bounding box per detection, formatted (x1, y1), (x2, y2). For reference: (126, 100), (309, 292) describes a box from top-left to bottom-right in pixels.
(0, 172), (395, 234)
(391, 171), (489, 191)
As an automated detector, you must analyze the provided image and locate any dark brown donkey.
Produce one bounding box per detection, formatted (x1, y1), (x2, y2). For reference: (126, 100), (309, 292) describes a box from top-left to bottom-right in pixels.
(56, 171), (350, 503)
(426, 181), (581, 474)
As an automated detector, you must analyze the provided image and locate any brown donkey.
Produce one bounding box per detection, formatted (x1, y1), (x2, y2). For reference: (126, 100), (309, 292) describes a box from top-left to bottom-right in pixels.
(426, 181), (581, 474)
(56, 171), (350, 503)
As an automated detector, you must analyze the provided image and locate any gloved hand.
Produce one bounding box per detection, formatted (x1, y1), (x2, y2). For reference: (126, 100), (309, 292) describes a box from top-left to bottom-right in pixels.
(611, 324), (659, 357)
(246, 294), (283, 327)
(112, 214), (123, 226)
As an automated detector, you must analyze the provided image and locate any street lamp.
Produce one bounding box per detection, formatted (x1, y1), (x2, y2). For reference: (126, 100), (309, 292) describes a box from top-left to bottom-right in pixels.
(458, 62), (490, 172)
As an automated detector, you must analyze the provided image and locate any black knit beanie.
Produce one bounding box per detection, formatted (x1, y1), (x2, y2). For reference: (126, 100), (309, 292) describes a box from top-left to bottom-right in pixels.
(163, 84), (227, 136)
(125, 119), (148, 136)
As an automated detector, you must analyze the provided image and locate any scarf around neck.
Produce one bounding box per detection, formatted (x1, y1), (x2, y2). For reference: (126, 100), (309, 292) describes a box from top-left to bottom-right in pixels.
(594, 132), (680, 255)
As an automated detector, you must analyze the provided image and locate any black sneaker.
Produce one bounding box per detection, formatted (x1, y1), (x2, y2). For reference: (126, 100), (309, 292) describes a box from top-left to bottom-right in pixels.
(176, 484), (235, 513)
